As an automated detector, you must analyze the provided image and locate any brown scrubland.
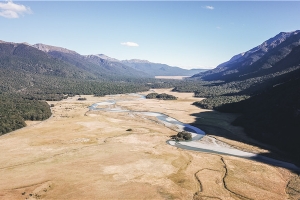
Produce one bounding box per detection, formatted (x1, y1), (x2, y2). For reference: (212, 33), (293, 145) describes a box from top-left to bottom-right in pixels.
(0, 89), (299, 200)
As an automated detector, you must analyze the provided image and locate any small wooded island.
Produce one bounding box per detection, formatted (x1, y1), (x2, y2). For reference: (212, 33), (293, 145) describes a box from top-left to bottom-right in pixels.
(77, 97), (87, 101)
(146, 93), (177, 100)
(170, 131), (192, 141)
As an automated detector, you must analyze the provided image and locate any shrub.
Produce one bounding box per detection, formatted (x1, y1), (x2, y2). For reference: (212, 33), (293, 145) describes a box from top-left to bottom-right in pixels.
(170, 131), (192, 141)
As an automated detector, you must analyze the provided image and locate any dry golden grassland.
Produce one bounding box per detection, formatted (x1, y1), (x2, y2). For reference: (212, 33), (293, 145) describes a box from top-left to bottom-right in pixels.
(0, 89), (299, 200)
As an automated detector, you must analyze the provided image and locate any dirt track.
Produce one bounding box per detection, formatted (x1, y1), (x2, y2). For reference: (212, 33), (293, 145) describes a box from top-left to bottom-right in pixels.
(0, 89), (299, 199)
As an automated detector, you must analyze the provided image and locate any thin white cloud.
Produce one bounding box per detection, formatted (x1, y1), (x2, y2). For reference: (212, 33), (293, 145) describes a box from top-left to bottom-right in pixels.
(216, 26), (221, 29)
(121, 42), (139, 47)
(203, 6), (214, 10)
(0, 0), (32, 19)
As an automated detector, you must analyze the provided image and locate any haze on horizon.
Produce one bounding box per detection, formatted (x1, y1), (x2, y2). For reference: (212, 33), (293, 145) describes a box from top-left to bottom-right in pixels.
(0, 1), (300, 69)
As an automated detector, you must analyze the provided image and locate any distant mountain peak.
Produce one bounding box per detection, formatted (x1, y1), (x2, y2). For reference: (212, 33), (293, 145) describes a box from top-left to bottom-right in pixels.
(122, 59), (150, 63)
(0, 40), (17, 44)
(87, 54), (120, 62)
(33, 43), (79, 55)
(258, 30), (300, 50)
(241, 31), (300, 57)
(0, 40), (30, 46)
(192, 30), (300, 81)
(215, 30), (300, 70)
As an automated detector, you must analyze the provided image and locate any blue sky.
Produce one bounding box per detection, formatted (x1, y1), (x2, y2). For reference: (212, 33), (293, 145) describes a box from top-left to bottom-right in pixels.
(0, 1), (300, 69)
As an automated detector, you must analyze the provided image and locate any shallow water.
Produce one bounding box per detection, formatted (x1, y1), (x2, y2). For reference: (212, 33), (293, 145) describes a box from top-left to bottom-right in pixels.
(89, 93), (300, 172)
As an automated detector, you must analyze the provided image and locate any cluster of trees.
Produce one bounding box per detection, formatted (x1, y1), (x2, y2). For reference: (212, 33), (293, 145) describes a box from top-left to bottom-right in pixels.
(146, 93), (177, 100)
(172, 79), (250, 109)
(170, 131), (192, 141)
(0, 94), (51, 135)
(173, 67), (300, 110)
(193, 95), (249, 110)
(145, 93), (159, 99)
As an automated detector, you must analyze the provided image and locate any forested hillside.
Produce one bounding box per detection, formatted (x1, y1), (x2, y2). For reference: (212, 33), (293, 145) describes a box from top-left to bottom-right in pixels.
(33, 43), (207, 77)
(0, 95), (51, 135)
(33, 44), (150, 79)
(184, 31), (300, 109)
(0, 42), (94, 79)
(176, 31), (300, 164)
(121, 59), (207, 76)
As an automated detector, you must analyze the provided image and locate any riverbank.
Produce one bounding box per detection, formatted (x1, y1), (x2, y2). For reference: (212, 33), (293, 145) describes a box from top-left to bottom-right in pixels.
(0, 89), (299, 199)
(90, 89), (299, 172)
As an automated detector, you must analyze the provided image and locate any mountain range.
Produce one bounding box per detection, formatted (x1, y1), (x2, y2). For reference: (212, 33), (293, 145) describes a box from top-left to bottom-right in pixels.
(0, 40), (206, 88)
(0, 40), (207, 96)
(192, 30), (300, 164)
(193, 30), (300, 83)
(32, 43), (149, 79)
(32, 43), (206, 77)
(121, 59), (205, 77)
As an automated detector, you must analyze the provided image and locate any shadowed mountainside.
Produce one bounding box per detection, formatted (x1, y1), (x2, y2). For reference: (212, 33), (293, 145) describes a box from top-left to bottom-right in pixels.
(216, 76), (300, 165)
(187, 30), (300, 165)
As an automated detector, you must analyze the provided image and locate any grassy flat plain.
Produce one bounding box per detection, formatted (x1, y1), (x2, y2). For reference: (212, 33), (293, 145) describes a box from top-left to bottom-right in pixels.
(0, 89), (299, 200)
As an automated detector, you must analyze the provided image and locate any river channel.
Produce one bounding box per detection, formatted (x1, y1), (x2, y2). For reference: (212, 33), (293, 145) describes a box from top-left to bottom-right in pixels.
(89, 93), (300, 172)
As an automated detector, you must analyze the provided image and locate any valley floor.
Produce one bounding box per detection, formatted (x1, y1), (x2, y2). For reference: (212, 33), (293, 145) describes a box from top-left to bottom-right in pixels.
(0, 89), (299, 200)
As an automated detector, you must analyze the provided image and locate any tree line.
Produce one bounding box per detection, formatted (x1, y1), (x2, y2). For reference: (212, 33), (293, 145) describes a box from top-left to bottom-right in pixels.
(146, 93), (177, 100)
(0, 94), (51, 135)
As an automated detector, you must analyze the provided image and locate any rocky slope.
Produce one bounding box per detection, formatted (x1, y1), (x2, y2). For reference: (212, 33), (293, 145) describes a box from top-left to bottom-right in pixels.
(193, 30), (300, 82)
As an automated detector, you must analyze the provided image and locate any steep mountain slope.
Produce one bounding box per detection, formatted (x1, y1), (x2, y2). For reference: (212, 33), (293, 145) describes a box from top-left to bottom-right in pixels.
(122, 59), (206, 76)
(194, 30), (300, 82)
(0, 41), (94, 79)
(0, 41), (107, 95)
(84, 55), (149, 78)
(190, 31), (300, 164)
(91, 54), (120, 62)
(0, 41), (157, 98)
(33, 44), (149, 79)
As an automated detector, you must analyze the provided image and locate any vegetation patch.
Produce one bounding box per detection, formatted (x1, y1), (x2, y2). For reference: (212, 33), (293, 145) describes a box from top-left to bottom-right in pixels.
(0, 94), (51, 135)
(193, 95), (249, 110)
(146, 93), (177, 100)
(77, 97), (87, 101)
(170, 131), (192, 141)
